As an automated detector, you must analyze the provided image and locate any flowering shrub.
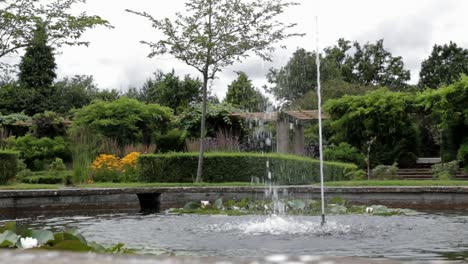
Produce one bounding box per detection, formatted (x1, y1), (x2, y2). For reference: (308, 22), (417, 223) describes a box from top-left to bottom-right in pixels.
(90, 152), (140, 182)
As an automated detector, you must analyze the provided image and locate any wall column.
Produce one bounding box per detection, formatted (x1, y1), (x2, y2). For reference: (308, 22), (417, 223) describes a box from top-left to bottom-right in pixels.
(293, 123), (305, 156)
(276, 119), (289, 154)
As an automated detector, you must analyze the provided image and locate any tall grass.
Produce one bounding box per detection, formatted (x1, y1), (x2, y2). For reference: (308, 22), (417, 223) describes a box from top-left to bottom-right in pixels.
(69, 128), (98, 184)
(186, 130), (240, 152)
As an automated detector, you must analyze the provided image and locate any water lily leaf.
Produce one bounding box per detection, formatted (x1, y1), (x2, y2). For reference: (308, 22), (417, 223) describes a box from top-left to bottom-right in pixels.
(24, 230), (54, 245)
(4, 222), (16, 233)
(53, 231), (87, 245)
(88, 241), (106, 253)
(183, 202), (201, 210)
(288, 200), (306, 210)
(213, 198), (223, 210)
(0, 230), (19, 247)
(51, 240), (91, 252)
(329, 204), (348, 214)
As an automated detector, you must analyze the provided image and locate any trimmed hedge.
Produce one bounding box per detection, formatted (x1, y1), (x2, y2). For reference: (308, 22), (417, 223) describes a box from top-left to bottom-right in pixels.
(0, 150), (19, 184)
(138, 152), (358, 184)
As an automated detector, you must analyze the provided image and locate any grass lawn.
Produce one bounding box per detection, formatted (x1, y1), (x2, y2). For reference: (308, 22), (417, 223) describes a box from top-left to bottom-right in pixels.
(0, 182), (262, 190)
(321, 180), (468, 187)
(1, 180), (468, 190)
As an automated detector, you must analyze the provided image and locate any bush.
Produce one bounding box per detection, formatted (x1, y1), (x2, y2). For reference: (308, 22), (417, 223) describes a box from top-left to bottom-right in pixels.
(457, 143), (468, 172)
(90, 152), (140, 183)
(0, 150), (19, 184)
(371, 163), (399, 180)
(6, 135), (70, 170)
(73, 97), (173, 146)
(154, 129), (187, 153)
(32, 111), (67, 138)
(431, 161), (459, 180)
(324, 143), (365, 167)
(21, 171), (70, 184)
(138, 152), (358, 184)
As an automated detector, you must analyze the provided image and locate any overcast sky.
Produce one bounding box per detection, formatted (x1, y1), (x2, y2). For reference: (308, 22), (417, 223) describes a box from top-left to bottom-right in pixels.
(20, 0), (468, 99)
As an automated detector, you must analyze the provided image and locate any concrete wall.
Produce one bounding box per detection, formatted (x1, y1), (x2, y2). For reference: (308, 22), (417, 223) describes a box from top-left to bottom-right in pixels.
(0, 186), (467, 218)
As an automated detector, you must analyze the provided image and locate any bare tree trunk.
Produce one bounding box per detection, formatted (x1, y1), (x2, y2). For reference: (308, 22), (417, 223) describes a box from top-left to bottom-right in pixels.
(196, 74), (209, 183)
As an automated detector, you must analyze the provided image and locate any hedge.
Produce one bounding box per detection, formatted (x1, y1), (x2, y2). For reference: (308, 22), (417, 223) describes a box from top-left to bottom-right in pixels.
(0, 150), (19, 185)
(138, 152), (359, 184)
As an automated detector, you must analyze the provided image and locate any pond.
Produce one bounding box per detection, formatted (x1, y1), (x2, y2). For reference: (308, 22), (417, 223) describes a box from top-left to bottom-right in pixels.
(5, 212), (468, 261)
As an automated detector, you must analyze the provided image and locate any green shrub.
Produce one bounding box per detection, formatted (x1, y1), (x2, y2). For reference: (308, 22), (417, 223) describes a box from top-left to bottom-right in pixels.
(154, 129), (187, 153)
(324, 143), (365, 167)
(21, 174), (66, 184)
(457, 143), (468, 172)
(6, 135), (71, 170)
(138, 152), (358, 184)
(0, 150), (19, 184)
(431, 161), (459, 180)
(351, 170), (367, 181)
(371, 163), (399, 180)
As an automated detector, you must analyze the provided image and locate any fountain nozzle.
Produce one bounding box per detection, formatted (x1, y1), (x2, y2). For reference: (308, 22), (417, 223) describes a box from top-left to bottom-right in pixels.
(321, 214), (326, 227)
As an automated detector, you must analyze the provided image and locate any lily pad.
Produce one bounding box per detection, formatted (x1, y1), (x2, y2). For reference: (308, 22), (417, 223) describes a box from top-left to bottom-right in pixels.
(287, 200), (306, 210)
(213, 198), (223, 210)
(0, 230), (18, 247)
(23, 229), (54, 245)
(183, 202), (201, 210)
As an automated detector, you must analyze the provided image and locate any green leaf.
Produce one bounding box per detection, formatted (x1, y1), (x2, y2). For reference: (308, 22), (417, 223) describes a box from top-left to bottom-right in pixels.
(287, 199), (306, 210)
(24, 230), (54, 245)
(0, 230), (19, 248)
(49, 240), (91, 252)
(183, 201), (201, 210)
(213, 198), (223, 210)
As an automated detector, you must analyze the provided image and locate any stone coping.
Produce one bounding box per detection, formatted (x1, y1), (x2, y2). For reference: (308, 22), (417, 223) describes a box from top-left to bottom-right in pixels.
(1, 186), (468, 198)
(0, 251), (461, 264)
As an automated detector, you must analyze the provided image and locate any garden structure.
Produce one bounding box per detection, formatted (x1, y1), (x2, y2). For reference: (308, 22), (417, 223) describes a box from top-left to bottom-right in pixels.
(230, 110), (326, 156)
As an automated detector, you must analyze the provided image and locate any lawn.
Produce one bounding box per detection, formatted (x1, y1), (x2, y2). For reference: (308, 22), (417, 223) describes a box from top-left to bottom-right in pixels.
(321, 180), (468, 187)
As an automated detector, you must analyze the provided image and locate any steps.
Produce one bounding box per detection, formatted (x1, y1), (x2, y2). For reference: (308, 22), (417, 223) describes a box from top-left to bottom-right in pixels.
(397, 168), (468, 180)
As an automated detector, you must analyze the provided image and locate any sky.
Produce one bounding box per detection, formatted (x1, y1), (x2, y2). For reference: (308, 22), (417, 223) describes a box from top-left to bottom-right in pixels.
(8, 0), (468, 100)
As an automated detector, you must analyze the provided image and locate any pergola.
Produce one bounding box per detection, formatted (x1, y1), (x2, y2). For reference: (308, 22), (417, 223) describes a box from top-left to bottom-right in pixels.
(230, 110), (328, 155)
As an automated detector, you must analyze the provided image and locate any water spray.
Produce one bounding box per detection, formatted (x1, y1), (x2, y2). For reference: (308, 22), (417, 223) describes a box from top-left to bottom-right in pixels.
(315, 16), (326, 227)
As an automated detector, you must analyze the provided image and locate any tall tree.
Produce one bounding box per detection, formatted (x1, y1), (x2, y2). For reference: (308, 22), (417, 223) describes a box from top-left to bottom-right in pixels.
(225, 72), (268, 112)
(136, 70), (202, 114)
(18, 23), (57, 89)
(337, 39), (410, 90)
(127, 0), (302, 182)
(0, 0), (111, 67)
(419, 42), (468, 89)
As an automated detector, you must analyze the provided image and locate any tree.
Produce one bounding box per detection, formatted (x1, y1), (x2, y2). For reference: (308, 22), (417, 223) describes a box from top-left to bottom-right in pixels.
(127, 0), (301, 182)
(343, 39), (410, 90)
(267, 39), (410, 104)
(135, 70), (202, 114)
(51, 75), (100, 115)
(225, 72), (268, 112)
(0, 0), (111, 66)
(18, 22), (57, 89)
(16, 22), (56, 115)
(419, 42), (468, 89)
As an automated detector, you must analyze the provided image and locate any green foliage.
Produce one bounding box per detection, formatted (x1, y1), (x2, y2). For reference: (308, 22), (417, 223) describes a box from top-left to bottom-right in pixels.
(431, 161), (459, 180)
(32, 111), (66, 138)
(176, 103), (244, 138)
(6, 135), (70, 171)
(154, 129), (187, 153)
(324, 142), (365, 167)
(49, 158), (66, 172)
(138, 152), (358, 184)
(21, 173), (67, 184)
(225, 72), (268, 111)
(267, 39), (410, 103)
(0, 113), (31, 136)
(419, 42), (468, 89)
(458, 143), (468, 171)
(0, 150), (19, 184)
(51, 75), (100, 114)
(371, 163), (399, 180)
(132, 70), (202, 115)
(0, 222), (132, 253)
(0, 0), (111, 60)
(18, 23), (57, 90)
(73, 97), (173, 146)
(325, 89), (419, 166)
(418, 76), (468, 160)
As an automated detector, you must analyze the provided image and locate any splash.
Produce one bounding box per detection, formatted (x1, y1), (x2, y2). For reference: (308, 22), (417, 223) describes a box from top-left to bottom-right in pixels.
(207, 215), (352, 235)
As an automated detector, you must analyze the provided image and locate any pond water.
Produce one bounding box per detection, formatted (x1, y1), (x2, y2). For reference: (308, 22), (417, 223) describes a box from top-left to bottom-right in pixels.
(5, 212), (468, 261)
